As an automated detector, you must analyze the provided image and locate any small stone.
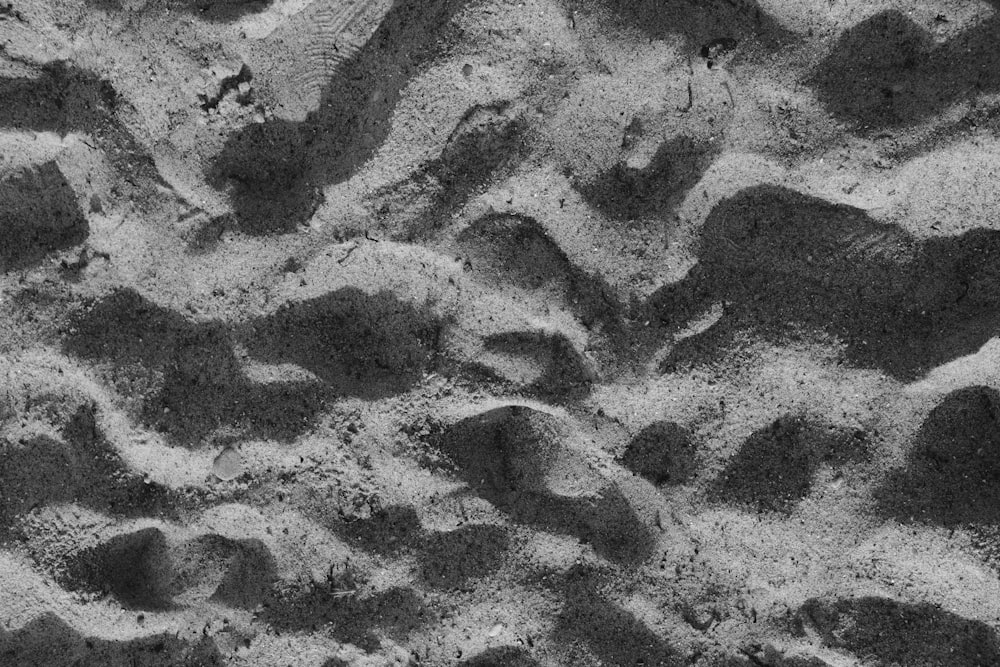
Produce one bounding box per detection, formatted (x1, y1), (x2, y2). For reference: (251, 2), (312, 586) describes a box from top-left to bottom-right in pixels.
(213, 447), (242, 481)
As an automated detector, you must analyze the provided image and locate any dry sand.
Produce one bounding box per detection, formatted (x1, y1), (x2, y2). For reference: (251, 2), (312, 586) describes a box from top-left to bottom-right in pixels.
(4, 0), (1000, 665)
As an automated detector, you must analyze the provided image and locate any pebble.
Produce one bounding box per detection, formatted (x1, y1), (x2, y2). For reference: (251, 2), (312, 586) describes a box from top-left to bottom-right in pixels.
(213, 447), (243, 481)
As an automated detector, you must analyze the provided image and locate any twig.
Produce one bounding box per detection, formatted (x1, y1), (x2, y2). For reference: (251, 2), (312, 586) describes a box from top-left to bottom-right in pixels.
(677, 81), (693, 112)
(723, 80), (735, 107)
(337, 242), (358, 264)
(738, 647), (768, 666)
(330, 589), (357, 598)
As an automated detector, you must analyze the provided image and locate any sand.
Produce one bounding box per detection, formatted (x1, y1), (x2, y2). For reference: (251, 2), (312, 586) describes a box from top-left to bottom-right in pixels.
(4, 0), (1000, 665)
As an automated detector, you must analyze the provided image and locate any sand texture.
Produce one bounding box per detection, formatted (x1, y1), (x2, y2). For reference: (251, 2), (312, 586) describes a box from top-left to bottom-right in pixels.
(5, 0), (1000, 665)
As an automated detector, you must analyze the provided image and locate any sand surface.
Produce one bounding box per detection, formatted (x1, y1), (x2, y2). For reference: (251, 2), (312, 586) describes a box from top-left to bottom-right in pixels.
(5, 0), (1000, 665)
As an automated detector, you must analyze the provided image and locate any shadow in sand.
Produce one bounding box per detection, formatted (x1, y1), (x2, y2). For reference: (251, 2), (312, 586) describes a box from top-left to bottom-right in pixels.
(795, 596), (1000, 666)
(618, 420), (698, 487)
(64, 527), (176, 610)
(208, 0), (791, 235)
(330, 504), (425, 557)
(0, 403), (181, 533)
(570, 0), (791, 52)
(457, 213), (624, 333)
(0, 161), (88, 272)
(241, 288), (446, 399)
(261, 582), (431, 652)
(809, 8), (1000, 132)
(84, 0), (270, 21)
(876, 386), (1000, 526)
(163, 0), (271, 21)
(62, 526), (278, 611)
(646, 184), (1000, 380)
(434, 405), (656, 564)
(711, 415), (868, 514)
(0, 62), (117, 134)
(63, 288), (329, 446)
(552, 564), (680, 666)
(0, 612), (223, 667)
(417, 524), (510, 590)
(0, 62), (163, 192)
(182, 535), (278, 609)
(458, 646), (542, 666)
(306, 503), (512, 590)
(63, 287), (446, 444)
(208, 0), (474, 234)
(577, 135), (719, 222)
(482, 331), (595, 400)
